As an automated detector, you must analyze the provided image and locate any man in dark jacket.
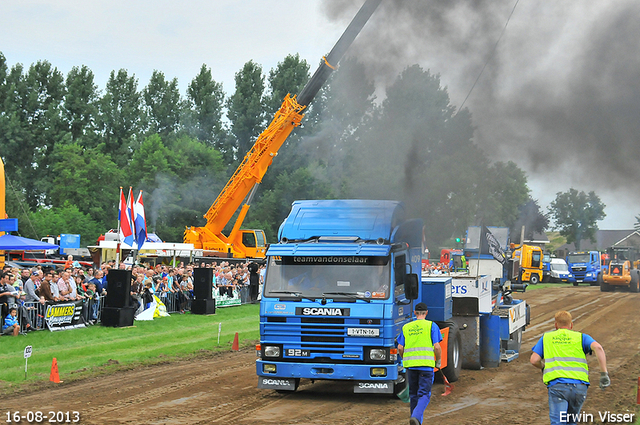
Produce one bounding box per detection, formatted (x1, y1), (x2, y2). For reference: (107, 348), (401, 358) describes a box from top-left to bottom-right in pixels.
(247, 262), (260, 303)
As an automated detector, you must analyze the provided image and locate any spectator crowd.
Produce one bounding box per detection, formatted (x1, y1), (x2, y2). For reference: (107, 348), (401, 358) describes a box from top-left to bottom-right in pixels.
(0, 259), (265, 336)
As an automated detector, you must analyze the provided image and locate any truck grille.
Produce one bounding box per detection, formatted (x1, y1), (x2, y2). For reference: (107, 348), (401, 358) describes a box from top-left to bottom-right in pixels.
(573, 270), (587, 279)
(262, 315), (382, 361)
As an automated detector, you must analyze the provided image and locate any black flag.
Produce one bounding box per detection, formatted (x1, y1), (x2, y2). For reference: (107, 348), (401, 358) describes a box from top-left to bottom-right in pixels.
(480, 225), (507, 265)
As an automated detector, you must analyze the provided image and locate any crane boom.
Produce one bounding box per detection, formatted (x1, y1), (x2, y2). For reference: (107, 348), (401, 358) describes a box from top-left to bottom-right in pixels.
(184, 0), (383, 258)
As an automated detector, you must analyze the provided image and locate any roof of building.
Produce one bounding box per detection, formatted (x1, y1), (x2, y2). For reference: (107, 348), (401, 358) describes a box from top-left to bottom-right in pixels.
(555, 229), (639, 252)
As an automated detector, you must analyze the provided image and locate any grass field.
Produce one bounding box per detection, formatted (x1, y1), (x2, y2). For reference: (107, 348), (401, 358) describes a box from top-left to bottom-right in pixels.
(0, 304), (259, 392)
(525, 282), (574, 291)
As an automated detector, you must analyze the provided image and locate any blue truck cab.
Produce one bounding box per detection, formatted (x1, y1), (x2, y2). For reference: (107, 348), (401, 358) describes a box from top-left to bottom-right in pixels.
(256, 200), (425, 394)
(566, 251), (601, 286)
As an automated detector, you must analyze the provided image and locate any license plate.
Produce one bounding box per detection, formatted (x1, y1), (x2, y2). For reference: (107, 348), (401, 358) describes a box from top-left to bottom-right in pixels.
(347, 328), (380, 337)
(285, 349), (310, 357)
(577, 280), (583, 282)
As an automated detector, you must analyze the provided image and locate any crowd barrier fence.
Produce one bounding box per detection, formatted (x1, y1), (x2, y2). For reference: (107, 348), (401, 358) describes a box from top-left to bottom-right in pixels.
(2, 285), (254, 334)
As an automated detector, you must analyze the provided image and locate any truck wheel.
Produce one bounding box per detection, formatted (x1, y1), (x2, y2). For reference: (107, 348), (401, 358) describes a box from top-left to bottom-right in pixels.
(572, 281), (578, 287)
(600, 280), (613, 292)
(529, 274), (539, 285)
(630, 270), (640, 293)
(442, 326), (462, 383)
(394, 370), (408, 400)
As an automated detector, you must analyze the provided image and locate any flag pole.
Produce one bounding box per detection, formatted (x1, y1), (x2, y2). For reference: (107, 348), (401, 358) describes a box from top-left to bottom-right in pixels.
(116, 187), (123, 268)
(131, 187), (138, 266)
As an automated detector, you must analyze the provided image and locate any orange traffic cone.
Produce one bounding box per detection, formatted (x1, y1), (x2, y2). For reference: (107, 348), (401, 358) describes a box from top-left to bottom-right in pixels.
(232, 332), (239, 351)
(49, 358), (62, 383)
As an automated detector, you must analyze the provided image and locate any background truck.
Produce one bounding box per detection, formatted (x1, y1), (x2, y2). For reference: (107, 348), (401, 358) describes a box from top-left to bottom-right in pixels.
(509, 244), (543, 284)
(548, 258), (573, 283)
(566, 250), (601, 286)
(256, 200), (529, 394)
(40, 234), (90, 258)
(600, 246), (640, 292)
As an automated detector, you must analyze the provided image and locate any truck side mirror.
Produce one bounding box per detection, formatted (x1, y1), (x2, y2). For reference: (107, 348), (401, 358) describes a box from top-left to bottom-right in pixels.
(404, 273), (419, 300)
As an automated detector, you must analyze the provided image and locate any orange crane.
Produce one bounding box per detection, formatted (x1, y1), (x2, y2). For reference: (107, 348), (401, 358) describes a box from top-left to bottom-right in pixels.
(184, 0), (383, 259)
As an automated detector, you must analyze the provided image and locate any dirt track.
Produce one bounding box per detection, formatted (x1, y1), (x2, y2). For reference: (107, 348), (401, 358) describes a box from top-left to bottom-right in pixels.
(4, 286), (640, 424)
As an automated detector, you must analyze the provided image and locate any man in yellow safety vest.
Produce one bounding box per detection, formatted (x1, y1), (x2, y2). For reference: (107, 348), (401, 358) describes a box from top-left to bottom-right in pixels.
(530, 310), (610, 425)
(397, 302), (442, 425)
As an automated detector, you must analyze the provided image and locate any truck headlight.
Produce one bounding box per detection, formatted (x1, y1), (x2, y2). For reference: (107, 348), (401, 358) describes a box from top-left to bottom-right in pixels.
(369, 348), (386, 361)
(263, 364), (277, 373)
(264, 346), (281, 357)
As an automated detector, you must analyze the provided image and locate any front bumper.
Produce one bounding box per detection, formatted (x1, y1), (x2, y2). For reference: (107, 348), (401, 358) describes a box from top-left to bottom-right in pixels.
(256, 359), (400, 382)
(604, 276), (631, 286)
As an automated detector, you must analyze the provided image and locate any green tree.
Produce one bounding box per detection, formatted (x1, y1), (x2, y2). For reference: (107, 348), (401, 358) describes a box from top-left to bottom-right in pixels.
(1, 60), (67, 209)
(479, 160), (531, 228)
(246, 167), (334, 242)
(265, 54), (310, 114)
(226, 60), (266, 160)
(510, 198), (549, 244)
(144, 70), (181, 135)
(342, 65), (532, 249)
(99, 69), (144, 166)
(49, 143), (124, 227)
(548, 188), (606, 250)
(184, 64), (227, 152)
(128, 134), (227, 241)
(128, 134), (175, 189)
(65, 65), (99, 142)
(24, 202), (104, 244)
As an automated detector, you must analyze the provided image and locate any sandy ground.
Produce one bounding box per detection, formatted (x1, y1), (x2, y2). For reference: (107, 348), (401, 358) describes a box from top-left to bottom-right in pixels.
(4, 286), (640, 425)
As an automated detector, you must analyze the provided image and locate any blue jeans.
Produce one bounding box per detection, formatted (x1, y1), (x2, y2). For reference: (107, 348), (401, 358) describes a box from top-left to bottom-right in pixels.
(407, 369), (434, 424)
(548, 383), (588, 425)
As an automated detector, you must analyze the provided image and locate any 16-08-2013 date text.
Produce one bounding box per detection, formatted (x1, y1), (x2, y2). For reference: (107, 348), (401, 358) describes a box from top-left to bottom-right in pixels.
(5, 411), (80, 423)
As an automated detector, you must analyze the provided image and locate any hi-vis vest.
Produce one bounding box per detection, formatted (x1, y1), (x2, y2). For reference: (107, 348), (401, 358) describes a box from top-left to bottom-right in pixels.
(402, 319), (435, 368)
(542, 329), (589, 385)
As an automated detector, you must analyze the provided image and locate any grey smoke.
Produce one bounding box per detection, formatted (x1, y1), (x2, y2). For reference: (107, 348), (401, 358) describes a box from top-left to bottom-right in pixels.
(321, 0), (640, 216)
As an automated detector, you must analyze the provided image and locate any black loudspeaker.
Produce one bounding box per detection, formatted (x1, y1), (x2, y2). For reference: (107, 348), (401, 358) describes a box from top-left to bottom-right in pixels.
(105, 269), (132, 308)
(101, 306), (136, 327)
(191, 299), (216, 315)
(193, 268), (213, 300)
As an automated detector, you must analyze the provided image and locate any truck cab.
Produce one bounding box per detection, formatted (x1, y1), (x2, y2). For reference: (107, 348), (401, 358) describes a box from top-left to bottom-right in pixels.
(510, 244), (543, 284)
(256, 200), (422, 394)
(566, 250), (601, 286)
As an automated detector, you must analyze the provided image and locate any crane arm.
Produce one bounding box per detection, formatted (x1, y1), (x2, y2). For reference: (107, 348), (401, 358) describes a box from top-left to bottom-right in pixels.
(203, 94), (305, 235)
(184, 0), (383, 254)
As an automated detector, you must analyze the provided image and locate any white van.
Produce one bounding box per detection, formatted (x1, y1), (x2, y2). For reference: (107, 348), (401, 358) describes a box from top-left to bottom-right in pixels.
(549, 258), (573, 283)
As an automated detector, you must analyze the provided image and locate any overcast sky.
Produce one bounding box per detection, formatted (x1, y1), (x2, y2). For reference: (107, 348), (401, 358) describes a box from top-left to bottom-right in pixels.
(2, 0), (638, 230)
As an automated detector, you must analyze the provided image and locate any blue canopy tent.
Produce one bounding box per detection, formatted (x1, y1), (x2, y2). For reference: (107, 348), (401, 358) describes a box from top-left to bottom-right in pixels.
(0, 234), (59, 250)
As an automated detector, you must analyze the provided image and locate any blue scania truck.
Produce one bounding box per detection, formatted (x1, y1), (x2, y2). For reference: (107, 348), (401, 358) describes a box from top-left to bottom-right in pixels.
(256, 200), (529, 394)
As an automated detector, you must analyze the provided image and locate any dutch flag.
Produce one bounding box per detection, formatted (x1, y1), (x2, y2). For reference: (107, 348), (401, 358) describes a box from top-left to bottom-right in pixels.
(133, 190), (148, 250)
(118, 187), (134, 247)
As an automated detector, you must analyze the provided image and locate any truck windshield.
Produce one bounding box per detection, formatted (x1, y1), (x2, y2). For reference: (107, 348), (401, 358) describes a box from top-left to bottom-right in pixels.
(264, 256), (390, 300)
(568, 254), (589, 263)
(550, 262), (568, 272)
